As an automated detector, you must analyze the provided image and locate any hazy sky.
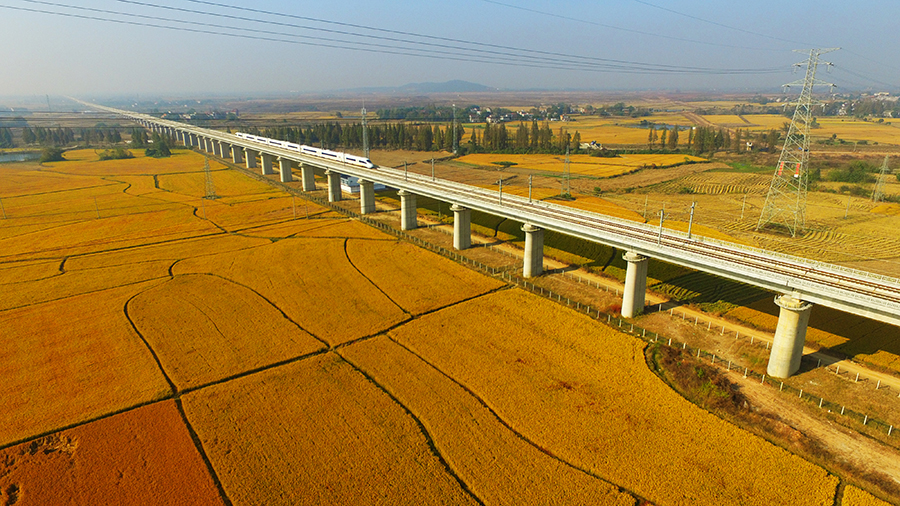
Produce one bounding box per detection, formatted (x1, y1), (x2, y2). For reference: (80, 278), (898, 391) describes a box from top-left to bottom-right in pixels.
(1, 0), (898, 97)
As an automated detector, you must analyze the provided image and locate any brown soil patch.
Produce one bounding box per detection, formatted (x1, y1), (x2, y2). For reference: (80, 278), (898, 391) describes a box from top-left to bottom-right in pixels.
(0, 401), (224, 505)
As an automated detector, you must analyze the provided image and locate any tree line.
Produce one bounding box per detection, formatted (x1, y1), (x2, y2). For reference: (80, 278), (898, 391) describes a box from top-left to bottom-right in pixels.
(644, 124), (784, 155)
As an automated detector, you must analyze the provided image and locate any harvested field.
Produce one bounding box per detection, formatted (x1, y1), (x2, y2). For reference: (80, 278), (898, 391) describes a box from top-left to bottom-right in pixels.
(0, 401), (224, 506)
(390, 289), (839, 506)
(345, 239), (504, 315)
(456, 152), (705, 178)
(182, 352), (478, 506)
(340, 336), (637, 505)
(128, 274), (326, 390)
(0, 282), (171, 446)
(41, 148), (223, 176)
(173, 235), (409, 346)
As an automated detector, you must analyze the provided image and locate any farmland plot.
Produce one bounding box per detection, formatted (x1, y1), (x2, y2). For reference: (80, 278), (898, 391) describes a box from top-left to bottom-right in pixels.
(345, 239), (504, 315)
(0, 282), (172, 446)
(129, 274), (326, 390)
(390, 289), (838, 506)
(341, 336), (636, 506)
(182, 353), (478, 506)
(173, 235), (409, 346)
(0, 401), (223, 506)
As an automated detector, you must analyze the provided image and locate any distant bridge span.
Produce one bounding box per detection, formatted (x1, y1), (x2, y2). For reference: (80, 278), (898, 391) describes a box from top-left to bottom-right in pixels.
(84, 101), (900, 378)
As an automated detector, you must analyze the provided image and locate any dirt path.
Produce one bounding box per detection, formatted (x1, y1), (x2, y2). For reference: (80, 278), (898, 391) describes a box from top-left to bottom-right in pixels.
(730, 371), (900, 487)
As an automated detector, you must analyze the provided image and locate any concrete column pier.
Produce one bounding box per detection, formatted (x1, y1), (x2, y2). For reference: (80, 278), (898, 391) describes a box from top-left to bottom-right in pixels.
(767, 295), (813, 378)
(278, 157), (293, 183)
(300, 163), (316, 191)
(214, 141), (225, 158)
(201, 137), (211, 153)
(451, 204), (471, 250)
(326, 170), (342, 202)
(231, 145), (244, 164)
(398, 190), (417, 230)
(260, 153), (274, 175)
(359, 179), (376, 214)
(621, 251), (650, 318)
(244, 148), (258, 169)
(522, 223), (544, 278)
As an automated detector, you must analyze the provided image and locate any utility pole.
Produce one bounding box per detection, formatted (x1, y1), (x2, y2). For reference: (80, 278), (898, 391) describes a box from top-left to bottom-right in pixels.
(643, 195), (649, 220)
(528, 175), (533, 203)
(872, 155), (890, 203)
(452, 104), (459, 156)
(563, 145), (570, 196)
(431, 158), (435, 181)
(741, 193), (748, 219)
(498, 178), (503, 205)
(757, 48), (838, 237)
(687, 201), (696, 239)
(361, 105), (370, 159)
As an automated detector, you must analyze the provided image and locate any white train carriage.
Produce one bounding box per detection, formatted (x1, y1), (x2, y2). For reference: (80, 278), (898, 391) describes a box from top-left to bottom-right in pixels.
(235, 132), (375, 169)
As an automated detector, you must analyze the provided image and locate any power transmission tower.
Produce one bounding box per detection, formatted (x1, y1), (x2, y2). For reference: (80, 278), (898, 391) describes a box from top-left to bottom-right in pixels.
(203, 156), (219, 200)
(872, 155), (890, 203)
(361, 105), (370, 158)
(756, 48), (838, 237)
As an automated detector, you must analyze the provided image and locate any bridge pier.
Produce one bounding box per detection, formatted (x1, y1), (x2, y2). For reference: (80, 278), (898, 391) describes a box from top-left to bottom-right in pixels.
(260, 153), (274, 175)
(621, 251), (649, 318)
(522, 224), (544, 278)
(326, 170), (342, 202)
(201, 137), (211, 153)
(244, 148), (258, 169)
(231, 145), (244, 164)
(300, 163), (316, 192)
(398, 190), (417, 230)
(215, 141), (226, 158)
(359, 179), (376, 214)
(278, 157), (293, 183)
(451, 204), (471, 250)
(767, 295), (813, 378)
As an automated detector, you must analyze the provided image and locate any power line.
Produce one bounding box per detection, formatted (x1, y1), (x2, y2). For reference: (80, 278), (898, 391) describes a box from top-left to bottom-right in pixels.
(2, 1), (783, 75)
(632, 0), (816, 48)
(480, 0), (783, 52)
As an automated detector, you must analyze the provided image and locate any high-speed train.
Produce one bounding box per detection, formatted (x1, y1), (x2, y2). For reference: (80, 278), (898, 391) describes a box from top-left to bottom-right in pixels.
(235, 132), (376, 168)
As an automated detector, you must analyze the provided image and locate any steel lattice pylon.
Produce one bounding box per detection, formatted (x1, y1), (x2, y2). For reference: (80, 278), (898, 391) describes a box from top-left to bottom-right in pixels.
(361, 106), (370, 158)
(757, 48), (838, 237)
(203, 156), (218, 200)
(872, 155), (890, 203)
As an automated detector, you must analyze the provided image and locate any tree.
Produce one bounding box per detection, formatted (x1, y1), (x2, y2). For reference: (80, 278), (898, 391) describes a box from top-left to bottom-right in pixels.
(22, 127), (35, 145)
(667, 126), (679, 149)
(659, 128), (668, 149)
(145, 132), (171, 158)
(39, 147), (65, 163)
(647, 125), (657, 149)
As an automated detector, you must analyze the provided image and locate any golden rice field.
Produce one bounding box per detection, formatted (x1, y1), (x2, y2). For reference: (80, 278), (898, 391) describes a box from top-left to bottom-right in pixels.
(389, 289), (839, 506)
(814, 117), (900, 144)
(456, 152), (705, 177)
(843, 486), (895, 506)
(1, 145), (890, 505)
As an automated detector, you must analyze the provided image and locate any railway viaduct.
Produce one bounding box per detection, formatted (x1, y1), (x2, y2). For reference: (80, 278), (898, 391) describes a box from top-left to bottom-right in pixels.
(84, 102), (900, 379)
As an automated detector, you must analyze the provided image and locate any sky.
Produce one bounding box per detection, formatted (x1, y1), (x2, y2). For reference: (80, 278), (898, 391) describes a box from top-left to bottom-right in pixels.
(0, 0), (898, 97)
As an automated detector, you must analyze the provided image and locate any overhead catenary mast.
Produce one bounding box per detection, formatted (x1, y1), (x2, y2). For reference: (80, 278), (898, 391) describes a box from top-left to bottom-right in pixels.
(756, 48), (838, 237)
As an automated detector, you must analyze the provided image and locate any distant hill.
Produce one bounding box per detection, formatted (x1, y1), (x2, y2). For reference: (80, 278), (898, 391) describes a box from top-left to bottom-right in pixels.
(339, 80), (496, 94)
(397, 80), (496, 93)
